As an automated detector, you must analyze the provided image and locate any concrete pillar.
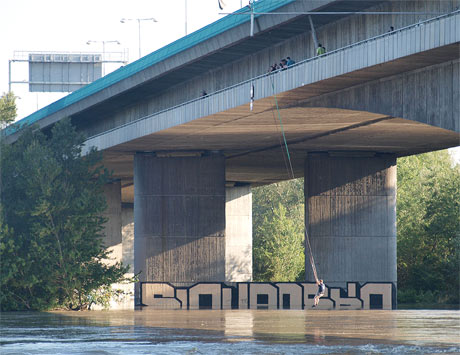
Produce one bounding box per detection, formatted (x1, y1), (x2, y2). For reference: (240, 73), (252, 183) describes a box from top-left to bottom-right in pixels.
(100, 182), (135, 310)
(122, 203), (134, 273)
(225, 185), (252, 281)
(103, 181), (122, 260)
(304, 153), (396, 289)
(134, 152), (226, 287)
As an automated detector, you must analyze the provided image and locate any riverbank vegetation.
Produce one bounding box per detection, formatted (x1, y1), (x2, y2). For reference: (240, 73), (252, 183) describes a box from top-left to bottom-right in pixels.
(0, 119), (128, 311)
(253, 179), (305, 281)
(253, 151), (459, 306)
(396, 151), (459, 305)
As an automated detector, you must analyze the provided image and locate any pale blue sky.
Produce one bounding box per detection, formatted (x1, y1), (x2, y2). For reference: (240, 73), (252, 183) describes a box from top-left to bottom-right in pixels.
(0, 0), (242, 119)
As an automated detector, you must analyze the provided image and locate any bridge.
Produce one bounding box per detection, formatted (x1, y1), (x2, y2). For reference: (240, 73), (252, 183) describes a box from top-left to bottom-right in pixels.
(5, 0), (459, 309)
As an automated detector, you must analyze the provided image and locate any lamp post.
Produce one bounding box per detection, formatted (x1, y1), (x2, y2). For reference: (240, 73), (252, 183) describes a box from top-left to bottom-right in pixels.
(184, 0), (187, 36)
(120, 18), (158, 59)
(86, 40), (120, 75)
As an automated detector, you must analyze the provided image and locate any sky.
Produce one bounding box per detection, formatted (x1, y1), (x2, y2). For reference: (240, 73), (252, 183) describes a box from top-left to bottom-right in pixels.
(0, 0), (243, 119)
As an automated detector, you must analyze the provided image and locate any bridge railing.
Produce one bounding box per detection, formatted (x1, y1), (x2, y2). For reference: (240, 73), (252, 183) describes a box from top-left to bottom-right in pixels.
(85, 9), (459, 145)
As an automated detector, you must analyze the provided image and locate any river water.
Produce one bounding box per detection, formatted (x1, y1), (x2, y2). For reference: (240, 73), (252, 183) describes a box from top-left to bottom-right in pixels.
(1, 309), (459, 354)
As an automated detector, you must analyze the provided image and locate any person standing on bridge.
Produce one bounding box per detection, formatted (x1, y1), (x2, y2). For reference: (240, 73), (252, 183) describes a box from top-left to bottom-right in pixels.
(316, 43), (326, 56)
(269, 62), (279, 73)
(286, 56), (295, 66)
(280, 58), (288, 70)
(313, 279), (326, 307)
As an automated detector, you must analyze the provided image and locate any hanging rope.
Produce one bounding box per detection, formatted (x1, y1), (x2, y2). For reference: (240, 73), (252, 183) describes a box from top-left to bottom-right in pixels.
(269, 73), (319, 282)
(269, 89), (290, 179)
(269, 75), (295, 180)
(305, 229), (319, 283)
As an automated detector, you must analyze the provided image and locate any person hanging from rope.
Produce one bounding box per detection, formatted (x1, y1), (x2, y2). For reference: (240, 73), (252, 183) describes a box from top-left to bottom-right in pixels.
(313, 279), (326, 307)
(305, 229), (324, 307)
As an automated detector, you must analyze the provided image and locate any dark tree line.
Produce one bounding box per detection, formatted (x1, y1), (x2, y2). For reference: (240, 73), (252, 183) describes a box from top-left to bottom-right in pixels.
(396, 151), (459, 304)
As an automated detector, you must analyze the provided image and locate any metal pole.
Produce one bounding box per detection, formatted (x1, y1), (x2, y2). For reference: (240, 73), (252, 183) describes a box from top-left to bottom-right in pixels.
(308, 16), (319, 49)
(102, 42), (106, 76)
(138, 19), (142, 58)
(185, 0), (188, 35)
(250, 0), (254, 37)
(221, 11), (447, 16)
(8, 60), (12, 92)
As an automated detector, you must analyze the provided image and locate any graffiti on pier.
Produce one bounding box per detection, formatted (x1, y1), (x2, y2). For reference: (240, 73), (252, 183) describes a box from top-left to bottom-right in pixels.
(140, 281), (396, 310)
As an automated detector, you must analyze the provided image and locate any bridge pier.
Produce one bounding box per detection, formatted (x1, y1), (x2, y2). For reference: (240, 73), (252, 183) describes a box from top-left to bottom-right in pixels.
(103, 181), (122, 260)
(121, 204), (134, 273)
(100, 181), (134, 309)
(225, 185), (252, 282)
(304, 153), (397, 307)
(133, 153), (252, 299)
(134, 152), (226, 287)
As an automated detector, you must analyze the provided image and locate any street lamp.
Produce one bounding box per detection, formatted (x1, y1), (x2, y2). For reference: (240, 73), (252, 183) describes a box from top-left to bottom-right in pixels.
(120, 18), (158, 58)
(86, 40), (121, 75)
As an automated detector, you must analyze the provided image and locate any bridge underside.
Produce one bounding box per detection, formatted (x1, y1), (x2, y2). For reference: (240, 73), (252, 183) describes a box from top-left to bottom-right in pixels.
(103, 105), (457, 202)
(100, 52), (459, 198)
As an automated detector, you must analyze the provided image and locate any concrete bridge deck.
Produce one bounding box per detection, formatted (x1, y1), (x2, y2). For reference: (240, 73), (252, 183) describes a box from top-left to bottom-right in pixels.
(84, 10), (459, 187)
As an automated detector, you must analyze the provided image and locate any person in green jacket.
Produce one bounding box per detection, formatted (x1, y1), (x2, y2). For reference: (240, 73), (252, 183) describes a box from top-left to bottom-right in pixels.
(316, 43), (326, 56)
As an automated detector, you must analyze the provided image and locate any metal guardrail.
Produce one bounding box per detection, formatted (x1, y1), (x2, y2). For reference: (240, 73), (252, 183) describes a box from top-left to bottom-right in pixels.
(13, 50), (128, 63)
(84, 9), (459, 144)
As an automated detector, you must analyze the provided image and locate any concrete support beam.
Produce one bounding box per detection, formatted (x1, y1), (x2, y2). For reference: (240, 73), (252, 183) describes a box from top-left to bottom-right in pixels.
(225, 185), (252, 281)
(103, 181), (122, 259)
(304, 153), (397, 292)
(122, 203), (134, 273)
(134, 152), (226, 287)
(100, 182), (135, 310)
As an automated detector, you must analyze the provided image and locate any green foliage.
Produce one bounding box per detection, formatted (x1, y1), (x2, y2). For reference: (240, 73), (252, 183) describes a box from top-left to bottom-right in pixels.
(0, 119), (129, 311)
(87, 278), (137, 310)
(253, 180), (305, 281)
(253, 179), (304, 228)
(0, 92), (17, 127)
(397, 288), (444, 305)
(397, 150), (460, 305)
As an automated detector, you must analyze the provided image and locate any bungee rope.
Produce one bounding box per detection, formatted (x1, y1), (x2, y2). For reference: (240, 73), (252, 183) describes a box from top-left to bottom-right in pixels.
(269, 73), (319, 283)
(305, 228), (319, 283)
(269, 75), (295, 180)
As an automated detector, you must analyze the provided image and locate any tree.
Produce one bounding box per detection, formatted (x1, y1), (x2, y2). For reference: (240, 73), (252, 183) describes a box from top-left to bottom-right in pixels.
(253, 178), (304, 229)
(0, 92), (17, 127)
(397, 150), (460, 304)
(0, 119), (128, 311)
(253, 203), (305, 281)
(252, 179), (305, 281)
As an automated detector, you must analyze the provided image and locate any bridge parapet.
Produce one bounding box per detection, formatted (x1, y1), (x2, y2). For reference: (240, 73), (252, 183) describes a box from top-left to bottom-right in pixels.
(84, 10), (460, 153)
